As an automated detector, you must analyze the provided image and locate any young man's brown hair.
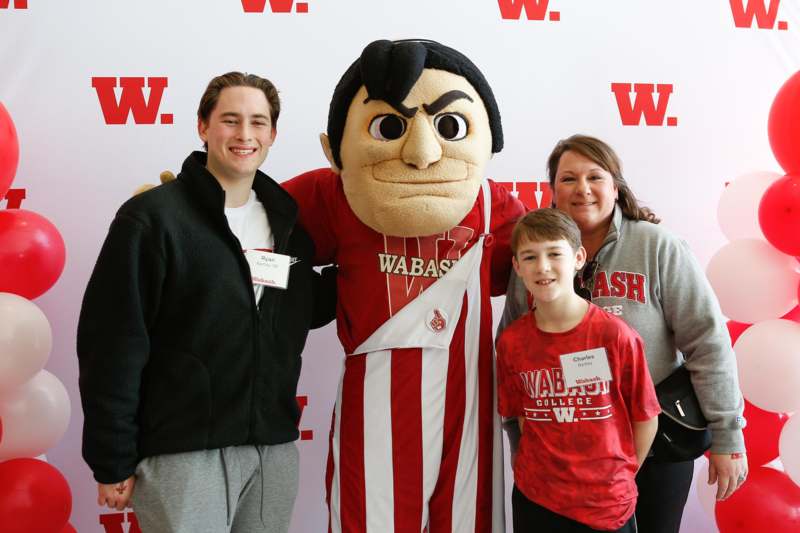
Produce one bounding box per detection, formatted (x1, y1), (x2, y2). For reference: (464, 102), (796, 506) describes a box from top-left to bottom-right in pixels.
(197, 72), (280, 148)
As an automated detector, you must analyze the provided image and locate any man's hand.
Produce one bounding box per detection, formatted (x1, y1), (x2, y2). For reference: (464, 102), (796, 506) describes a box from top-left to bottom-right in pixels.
(709, 453), (748, 501)
(98, 475), (136, 510)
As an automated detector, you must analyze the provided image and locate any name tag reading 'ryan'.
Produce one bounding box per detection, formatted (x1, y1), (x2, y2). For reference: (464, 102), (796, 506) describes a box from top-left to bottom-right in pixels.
(244, 250), (291, 289)
(559, 347), (613, 389)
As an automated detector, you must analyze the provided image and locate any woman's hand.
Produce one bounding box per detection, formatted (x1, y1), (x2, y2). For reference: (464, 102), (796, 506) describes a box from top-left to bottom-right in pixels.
(708, 453), (748, 500)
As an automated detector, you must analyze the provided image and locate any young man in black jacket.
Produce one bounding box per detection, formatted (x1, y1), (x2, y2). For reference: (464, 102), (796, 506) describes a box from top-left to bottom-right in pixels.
(77, 72), (335, 533)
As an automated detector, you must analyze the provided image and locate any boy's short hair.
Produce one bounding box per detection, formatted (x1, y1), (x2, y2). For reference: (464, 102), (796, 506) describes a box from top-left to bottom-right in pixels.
(511, 208), (582, 255)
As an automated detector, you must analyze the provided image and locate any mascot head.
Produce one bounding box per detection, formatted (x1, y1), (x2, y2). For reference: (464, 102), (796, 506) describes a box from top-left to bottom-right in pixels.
(321, 39), (503, 237)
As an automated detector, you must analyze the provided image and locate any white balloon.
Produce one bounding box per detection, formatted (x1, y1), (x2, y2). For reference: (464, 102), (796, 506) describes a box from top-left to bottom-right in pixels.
(707, 239), (800, 323)
(735, 319), (800, 412)
(718, 171), (782, 241)
(780, 414), (800, 487)
(0, 370), (71, 460)
(695, 458), (717, 517)
(0, 292), (53, 391)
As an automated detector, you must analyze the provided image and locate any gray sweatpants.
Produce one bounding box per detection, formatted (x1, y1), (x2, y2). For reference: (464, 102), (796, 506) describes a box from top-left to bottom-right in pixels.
(131, 443), (298, 533)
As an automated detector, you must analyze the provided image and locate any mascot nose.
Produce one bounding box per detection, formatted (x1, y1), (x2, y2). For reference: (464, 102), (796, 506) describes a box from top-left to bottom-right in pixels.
(401, 116), (442, 169)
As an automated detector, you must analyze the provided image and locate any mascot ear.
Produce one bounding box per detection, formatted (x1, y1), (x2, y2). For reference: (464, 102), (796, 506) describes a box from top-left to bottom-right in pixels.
(320, 133), (340, 174)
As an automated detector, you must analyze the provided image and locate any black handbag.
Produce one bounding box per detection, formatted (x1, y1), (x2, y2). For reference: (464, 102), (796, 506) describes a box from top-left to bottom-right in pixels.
(650, 365), (712, 462)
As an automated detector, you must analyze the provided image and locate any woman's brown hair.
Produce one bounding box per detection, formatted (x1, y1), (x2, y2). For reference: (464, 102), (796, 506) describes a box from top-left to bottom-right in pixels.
(546, 134), (660, 224)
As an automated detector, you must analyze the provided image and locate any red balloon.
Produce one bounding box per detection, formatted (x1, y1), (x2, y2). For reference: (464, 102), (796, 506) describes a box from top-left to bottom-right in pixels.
(0, 103), (19, 199)
(742, 400), (789, 468)
(0, 458), (72, 533)
(715, 466), (800, 532)
(769, 70), (800, 174)
(726, 320), (751, 345)
(759, 174), (800, 256)
(60, 523), (76, 533)
(783, 305), (800, 323)
(0, 209), (66, 299)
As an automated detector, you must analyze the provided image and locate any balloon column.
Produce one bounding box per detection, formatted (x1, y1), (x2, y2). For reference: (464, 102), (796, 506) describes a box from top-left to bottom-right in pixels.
(705, 72), (800, 532)
(0, 104), (74, 532)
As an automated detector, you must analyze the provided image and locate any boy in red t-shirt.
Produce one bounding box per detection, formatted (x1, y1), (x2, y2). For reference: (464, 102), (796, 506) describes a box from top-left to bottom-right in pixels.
(496, 208), (660, 532)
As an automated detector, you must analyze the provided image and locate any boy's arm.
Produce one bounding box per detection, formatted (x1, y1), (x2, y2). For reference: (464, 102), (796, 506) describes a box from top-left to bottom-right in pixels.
(632, 416), (658, 467)
(496, 332), (525, 457)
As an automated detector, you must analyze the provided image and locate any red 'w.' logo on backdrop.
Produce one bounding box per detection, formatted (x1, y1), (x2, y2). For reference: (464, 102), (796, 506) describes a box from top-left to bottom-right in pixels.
(496, 181), (552, 210)
(0, 0), (27, 8)
(91, 77), (173, 125)
(1, 189), (25, 209)
(729, 0), (788, 30)
(241, 0), (308, 13)
(497, 0), (560, 21)
(611, 83), (677, 127)
(100, 511), (140, 533)
(296, 395), (313, 440)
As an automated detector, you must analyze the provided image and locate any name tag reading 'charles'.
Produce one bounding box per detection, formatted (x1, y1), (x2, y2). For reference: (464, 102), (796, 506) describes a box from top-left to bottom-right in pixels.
(244, 250), (291, 289)
(559, 347), (613, 389)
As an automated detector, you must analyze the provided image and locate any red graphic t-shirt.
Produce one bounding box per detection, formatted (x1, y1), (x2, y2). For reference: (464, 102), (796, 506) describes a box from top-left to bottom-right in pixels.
(496, 304), (661, 530)
(283, 168), (524, 354)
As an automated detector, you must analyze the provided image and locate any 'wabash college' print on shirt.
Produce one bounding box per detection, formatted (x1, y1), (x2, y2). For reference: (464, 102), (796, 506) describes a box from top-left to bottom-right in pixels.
(519, 366), (612, 423)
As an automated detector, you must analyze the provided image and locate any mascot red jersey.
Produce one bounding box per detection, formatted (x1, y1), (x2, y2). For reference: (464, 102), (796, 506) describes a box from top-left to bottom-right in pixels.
(284, 40), (524, 533)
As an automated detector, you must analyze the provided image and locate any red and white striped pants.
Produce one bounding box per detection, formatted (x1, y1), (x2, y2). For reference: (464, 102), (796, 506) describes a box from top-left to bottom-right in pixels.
(326, 294), (505, 532)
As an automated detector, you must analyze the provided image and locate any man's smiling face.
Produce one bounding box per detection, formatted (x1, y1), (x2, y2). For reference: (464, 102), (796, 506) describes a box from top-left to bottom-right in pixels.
(336, 68), (492, 237)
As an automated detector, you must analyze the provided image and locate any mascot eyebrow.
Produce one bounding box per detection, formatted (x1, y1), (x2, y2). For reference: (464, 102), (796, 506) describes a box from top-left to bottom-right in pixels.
(327, 39), (503, 169)
(364, 90), (475, 119)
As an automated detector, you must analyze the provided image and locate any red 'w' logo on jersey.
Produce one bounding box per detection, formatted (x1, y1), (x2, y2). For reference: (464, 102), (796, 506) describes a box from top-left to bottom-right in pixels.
(91, 77), (173, 125)
(1, 189), (25, 209)
(100, 511), (141, 533)
(381, 228), (474, 316)
(0, 0), (27, 8)
(496, 181), (552, 210)
(729, 0), (788, 30)
(241, 0), (308, 13)
(611, 83), (677, 127)
(497, 0), (560, 21)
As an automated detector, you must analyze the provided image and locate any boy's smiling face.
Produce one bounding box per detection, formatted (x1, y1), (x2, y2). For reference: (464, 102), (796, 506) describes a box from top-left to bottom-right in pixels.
(513, 237), (586, 305)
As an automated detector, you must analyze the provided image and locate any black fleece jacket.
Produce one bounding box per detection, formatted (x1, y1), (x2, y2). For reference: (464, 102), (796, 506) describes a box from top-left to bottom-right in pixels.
(77, 152), (335, 484)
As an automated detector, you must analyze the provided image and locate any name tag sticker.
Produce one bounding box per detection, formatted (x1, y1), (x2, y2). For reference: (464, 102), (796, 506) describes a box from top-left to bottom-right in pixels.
(559, 347), (612, 389)
(244, 249), (291, 289)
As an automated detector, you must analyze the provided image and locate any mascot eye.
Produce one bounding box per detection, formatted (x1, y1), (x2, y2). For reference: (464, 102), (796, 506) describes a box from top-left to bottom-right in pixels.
(434, 113), (468, 141)
(368, 114), (407, 141)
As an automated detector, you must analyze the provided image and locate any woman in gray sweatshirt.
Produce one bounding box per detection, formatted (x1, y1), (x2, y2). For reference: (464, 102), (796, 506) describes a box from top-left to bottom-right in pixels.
(500, 134), (746, 533)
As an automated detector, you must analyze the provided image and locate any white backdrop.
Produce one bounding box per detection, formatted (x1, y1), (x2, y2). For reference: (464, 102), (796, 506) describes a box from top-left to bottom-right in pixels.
(2, 1), (798, 531)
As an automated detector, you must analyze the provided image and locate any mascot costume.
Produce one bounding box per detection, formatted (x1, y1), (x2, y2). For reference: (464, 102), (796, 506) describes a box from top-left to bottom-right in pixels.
(154, 39), (524, 532)
(284, 39), (524, 533)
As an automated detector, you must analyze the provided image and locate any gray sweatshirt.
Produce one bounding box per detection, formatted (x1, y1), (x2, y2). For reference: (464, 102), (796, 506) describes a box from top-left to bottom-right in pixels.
(500, 206), (745, 453)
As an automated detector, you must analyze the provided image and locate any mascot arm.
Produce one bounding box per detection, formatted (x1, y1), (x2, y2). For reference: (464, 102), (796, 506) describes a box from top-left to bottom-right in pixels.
(282, 168), (339, 265)
(489, 180), (526, 296)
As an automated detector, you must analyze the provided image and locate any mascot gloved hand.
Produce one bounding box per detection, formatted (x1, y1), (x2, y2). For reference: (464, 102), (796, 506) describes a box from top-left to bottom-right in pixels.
(283, 39), (524, 533)
(134, 171), (176, 195)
